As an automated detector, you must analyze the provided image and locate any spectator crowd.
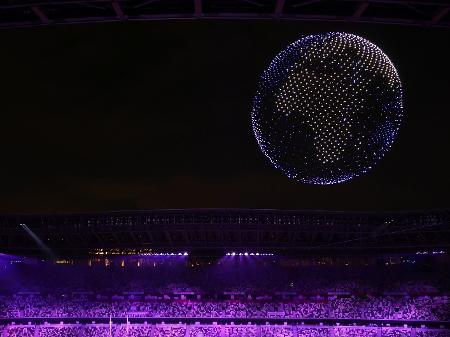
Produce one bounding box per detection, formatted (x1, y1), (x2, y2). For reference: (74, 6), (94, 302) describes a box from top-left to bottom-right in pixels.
(2, 325), (449, 337)
(1, 295), (449, 321)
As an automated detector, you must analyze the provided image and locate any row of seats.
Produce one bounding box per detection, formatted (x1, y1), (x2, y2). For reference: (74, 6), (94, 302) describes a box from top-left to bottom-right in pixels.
(2, 325), (450, 337)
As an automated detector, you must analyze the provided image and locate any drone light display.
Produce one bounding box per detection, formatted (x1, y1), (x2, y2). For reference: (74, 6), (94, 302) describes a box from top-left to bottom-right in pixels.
(252, 32), (403, 185)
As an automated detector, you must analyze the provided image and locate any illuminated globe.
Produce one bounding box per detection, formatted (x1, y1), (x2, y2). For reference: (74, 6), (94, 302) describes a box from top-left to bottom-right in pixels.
(252, 32), (403, 185)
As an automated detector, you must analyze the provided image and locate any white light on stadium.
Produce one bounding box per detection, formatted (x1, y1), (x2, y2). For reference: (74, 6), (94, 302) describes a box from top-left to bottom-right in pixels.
(225, 252), (274, 256)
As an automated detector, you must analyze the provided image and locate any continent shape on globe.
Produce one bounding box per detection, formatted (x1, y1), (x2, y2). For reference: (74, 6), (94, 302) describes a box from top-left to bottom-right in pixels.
(252, 32), (403, 185)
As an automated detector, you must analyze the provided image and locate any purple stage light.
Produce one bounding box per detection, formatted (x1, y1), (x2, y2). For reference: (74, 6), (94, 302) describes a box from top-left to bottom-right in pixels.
(225, 252), (274, 257)
(416, 250), (446, 255)
(138, 252), (189, 256)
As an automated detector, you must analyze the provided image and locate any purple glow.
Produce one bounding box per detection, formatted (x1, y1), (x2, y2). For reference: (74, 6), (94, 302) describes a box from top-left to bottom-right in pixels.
(226, 252), (274, 256)
(416, 250), (446, 255)
(2, 325), (448, 337)
(138, 252), (189, 256)
(0, 255), (449, 337)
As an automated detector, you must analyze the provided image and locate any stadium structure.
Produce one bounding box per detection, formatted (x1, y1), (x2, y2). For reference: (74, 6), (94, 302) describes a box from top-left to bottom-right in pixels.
(1, 209), (450, 337)
(0, 0), (449, 29)
(1, 209), (450, 256)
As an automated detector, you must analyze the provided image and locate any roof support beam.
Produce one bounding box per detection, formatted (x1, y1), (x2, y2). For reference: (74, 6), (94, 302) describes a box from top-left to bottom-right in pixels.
(194, 0), (202, 17)
(354, 2), (369, 18)
(274, 0), (285, 18)
(112, 1), (125, 20)
(30, 6), (49, 23)
(431, 6), (449, 23)
(292, 0), (324, 8)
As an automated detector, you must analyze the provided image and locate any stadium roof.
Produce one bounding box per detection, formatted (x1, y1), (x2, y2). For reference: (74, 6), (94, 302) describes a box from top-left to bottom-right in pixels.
(0, 0), (449, 29)
(1, 208), (449, 256)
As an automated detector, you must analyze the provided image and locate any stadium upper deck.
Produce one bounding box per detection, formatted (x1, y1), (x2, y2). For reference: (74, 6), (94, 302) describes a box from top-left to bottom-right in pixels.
(0, 209), (448, 256)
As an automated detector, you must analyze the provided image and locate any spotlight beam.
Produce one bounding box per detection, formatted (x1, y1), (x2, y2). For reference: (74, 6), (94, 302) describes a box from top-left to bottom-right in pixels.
(19, 224), (55, 258)
(112, 1), (126, 20)
(431, 6), (449, 23)
(30, 6), (49, 23)
(353, 2), (369, 18)
(274, 0), (285, 17)
(194, 0), (202, 17)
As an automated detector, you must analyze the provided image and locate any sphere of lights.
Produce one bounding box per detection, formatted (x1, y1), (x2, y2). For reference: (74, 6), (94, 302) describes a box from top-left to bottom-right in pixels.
(252, 32), (403, 185)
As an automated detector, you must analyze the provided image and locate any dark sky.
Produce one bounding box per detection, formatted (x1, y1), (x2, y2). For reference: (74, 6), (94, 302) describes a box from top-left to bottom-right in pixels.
(0, 20), (448, 213)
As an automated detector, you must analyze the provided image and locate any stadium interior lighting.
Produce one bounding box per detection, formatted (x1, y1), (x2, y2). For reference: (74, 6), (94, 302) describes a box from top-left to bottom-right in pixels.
(416, 250), (446, 255)
(91, 248), (189, 256)
(225, 252), (274, 256)
(140, 252), (189, 256)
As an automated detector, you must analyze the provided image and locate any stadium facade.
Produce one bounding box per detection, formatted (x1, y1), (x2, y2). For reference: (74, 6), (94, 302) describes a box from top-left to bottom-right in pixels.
(1, 208), (448, 257)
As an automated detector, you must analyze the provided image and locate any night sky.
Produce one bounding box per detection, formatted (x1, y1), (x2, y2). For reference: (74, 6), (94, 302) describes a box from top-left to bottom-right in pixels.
(0, 21), (448, 213)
